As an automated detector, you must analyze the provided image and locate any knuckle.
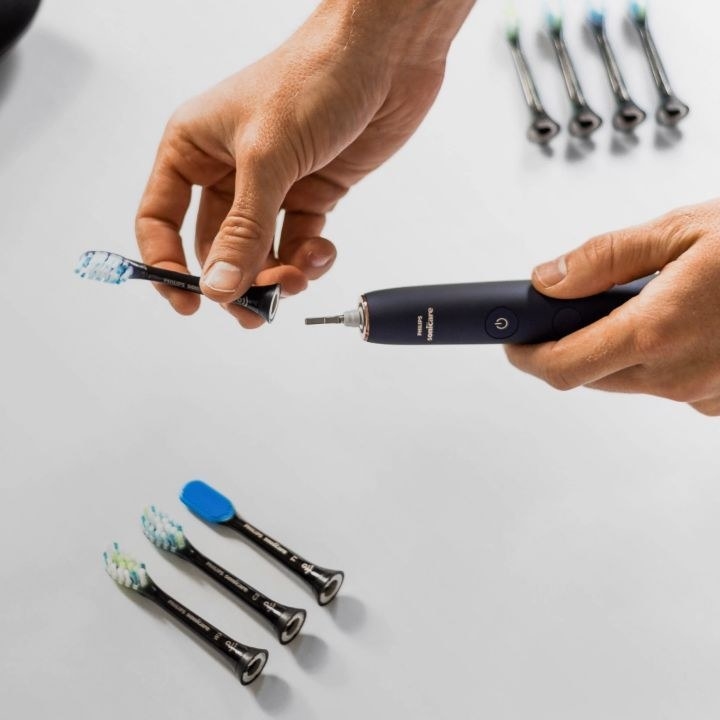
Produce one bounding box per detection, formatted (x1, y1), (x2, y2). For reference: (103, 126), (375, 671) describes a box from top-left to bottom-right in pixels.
(581, 232), (620, 274)
(693, 403), (720, 417)
(632, 324), (666, 362)
(220, 209), (266, 244)
(543, 364), (575, 392)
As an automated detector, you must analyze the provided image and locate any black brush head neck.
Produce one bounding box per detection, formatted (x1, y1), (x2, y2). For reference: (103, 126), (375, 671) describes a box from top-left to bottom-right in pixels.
(0, 0), (42, 58)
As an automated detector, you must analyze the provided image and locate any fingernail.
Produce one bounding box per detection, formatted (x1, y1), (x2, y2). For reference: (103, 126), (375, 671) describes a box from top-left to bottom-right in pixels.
(533, 256), (567, 287)
(307, 251), (332, 268)
(203, 261), (243, 292)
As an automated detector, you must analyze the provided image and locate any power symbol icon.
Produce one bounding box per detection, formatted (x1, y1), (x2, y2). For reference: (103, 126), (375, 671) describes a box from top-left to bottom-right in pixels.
(485, 307), (518, 340)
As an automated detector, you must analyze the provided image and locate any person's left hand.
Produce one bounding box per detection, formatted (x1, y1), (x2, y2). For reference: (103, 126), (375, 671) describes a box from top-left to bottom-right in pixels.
(505, 199), (720, 416)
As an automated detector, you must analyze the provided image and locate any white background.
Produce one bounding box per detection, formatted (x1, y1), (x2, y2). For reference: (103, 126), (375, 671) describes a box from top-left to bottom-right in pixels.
(1, 1), (718, 718)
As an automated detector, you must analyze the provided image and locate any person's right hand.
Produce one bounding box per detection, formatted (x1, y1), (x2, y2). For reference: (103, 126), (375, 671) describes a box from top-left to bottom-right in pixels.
(136, 0), (475, 327)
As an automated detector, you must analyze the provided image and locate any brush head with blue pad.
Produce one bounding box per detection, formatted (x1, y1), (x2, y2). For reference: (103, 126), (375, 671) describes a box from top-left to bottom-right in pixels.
(180, 480), (236, 523)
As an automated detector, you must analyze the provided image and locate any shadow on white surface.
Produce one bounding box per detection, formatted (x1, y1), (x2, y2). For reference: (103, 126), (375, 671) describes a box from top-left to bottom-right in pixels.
(250, 674), (293, 715)
(610, 131), (641, 155)
(0, 50), (20, 103)
(654, 125), (683, 150)
(328, 595), (367, 634)
(288, 633), (329, 673)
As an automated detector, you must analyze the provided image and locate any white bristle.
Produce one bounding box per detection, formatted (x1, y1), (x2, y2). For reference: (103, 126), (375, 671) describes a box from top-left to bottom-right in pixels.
(142, 506), (187, 553)
(103, 543), (150, 591)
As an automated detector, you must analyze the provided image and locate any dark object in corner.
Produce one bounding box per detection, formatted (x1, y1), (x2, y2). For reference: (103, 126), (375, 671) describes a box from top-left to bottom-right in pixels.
(0, 0), (41, 57)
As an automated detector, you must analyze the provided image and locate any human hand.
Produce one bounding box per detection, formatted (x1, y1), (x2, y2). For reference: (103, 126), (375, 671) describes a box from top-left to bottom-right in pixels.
(136, 0), (474, 327)
(505, 199), (720, 416)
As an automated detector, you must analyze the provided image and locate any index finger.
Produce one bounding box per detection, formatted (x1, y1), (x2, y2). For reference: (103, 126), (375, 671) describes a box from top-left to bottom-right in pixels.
(135, 150), (199, 315)
(504, 310), (641, 391)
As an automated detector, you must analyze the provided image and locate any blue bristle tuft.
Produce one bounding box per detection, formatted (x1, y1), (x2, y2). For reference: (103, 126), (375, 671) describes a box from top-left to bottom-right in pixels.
(180, 480), (236, 523)
(546, 8), (563, 33)
(629, 1), (646, 23)
(75, 251), (134, 284)
(587, 6), (605, 27)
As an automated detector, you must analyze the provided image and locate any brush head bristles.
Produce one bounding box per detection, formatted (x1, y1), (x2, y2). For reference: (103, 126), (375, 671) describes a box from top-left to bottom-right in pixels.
(142, 506), (187, 554)
(545, 3), (563, 34)
(587, 5), (606, 28)
(104, 543), (150, 591)
(75, 250), (135, 284)
(505, 5), (520, 44)
(629, 1), (647, 24)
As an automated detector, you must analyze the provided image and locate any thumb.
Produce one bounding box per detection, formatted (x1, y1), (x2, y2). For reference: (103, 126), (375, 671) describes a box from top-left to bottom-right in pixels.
(200, 157), (289, 302)
(531, 213), (698, 298)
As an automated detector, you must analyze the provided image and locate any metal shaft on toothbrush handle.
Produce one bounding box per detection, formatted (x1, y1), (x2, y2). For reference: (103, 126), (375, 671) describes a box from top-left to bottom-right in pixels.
(359, 277), (652, 345)
(509, 43), (543, 114)
(591, 26), (630, 101)
(225, 515), (345, 606)
(589, 24), (645, 132)
(633, 21), (689, 126)
(508, 42), (560, 144)
(551, 34), (586, 106)
(142, 582), (268, 685)
(634, 22), (672, 97)
(550, 34), (602, 137)
(183, 544), (306, 644)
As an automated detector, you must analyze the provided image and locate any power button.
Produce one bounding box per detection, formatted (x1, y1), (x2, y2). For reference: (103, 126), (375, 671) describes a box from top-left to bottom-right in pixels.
(485, 307), (518, 340)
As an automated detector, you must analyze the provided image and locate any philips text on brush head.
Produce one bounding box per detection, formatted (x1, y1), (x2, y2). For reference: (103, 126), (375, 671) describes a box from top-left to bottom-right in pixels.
(587, 6), (646, 132)
(103, 543), (269, 685)
(305, 277), (654, 345)
(75, 250), (280, 323)
(506, 9), (561, 144)
(142, 506), (306, 644)
(180, 481), (345, 606)
(545, 4), (603, 138)
(629, 1), (689, 126)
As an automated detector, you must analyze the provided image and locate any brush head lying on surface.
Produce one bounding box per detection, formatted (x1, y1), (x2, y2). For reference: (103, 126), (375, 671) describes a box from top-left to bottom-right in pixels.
(75, 251), (136, 284)
(142, 507), (188, 553)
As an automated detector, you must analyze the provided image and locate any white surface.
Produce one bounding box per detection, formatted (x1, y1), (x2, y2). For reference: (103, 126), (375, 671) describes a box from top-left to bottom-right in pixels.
(1, 1), (718, 718)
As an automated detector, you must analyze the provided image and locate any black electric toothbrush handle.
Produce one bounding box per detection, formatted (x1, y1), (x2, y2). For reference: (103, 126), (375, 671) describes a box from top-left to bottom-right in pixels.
(361, 276), (653, 345)
(132, 261), (280, 323)
(225, 515), (345, 606)
(183, 544), (307, 644)
(143, 582), (268, 685)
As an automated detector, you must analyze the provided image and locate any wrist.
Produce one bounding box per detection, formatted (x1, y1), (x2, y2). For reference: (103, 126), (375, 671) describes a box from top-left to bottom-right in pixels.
(315, 0), (475, 66)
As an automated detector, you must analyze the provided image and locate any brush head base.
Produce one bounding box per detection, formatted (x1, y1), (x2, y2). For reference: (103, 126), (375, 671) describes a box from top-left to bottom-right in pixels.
(231, 646), (268, 685)
(656, 95), (689, 126)
(278, 609), (307, 644)
(315, 570), (345, 606)
(569, 106), (603, 138)
(613, 100), (647, 132)
(528, 112), (561, 144)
